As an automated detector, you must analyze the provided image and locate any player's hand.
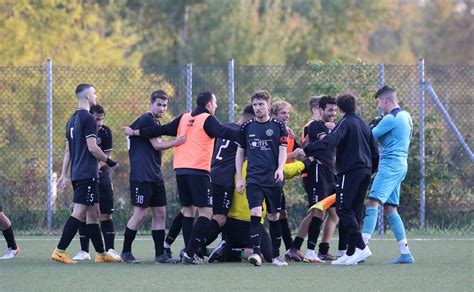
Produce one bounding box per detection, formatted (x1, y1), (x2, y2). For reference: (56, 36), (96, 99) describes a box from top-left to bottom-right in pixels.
(325, 122), (336, 130)
(300, 136), (309, 148)
(236, 178), (244, 194)
(122, 126), (134, 136)
(57, 175), (68, 192)
(98, 161), (107, 171)
(175, 135), (186, 146)
(296, 148), (306, 159)
(109, 162), (119, 171)
(295, 148), (306, 161)
(274, 169), (284, 183)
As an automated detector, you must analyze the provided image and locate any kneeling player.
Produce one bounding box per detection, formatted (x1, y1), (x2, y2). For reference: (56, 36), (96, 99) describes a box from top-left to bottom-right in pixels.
(209, 159), (313, 264)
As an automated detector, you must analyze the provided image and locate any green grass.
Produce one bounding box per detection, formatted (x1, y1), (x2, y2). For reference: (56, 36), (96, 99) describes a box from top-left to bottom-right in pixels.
(1, 234), (473, 291)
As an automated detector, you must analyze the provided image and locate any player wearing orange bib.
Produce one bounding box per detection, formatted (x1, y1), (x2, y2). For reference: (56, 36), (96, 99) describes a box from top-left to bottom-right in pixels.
(124, 91), (238, 265)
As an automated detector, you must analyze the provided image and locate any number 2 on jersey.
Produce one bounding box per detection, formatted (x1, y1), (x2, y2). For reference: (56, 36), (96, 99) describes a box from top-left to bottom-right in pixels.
(215, 140), (230, 160)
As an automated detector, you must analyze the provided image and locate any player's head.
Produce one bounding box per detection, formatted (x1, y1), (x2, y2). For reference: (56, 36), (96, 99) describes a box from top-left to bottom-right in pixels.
(197, 91), (217, 115)
(336, 94), (356, 114)
(150, 89), (169, 118)
(318, 95), (337, 123)
(308, 96), (321, 116)
(270, 100), (292, 125)
(374, 85), (397, 114)
(251, 90), (271, 120)
(75, 84), (97, 106)
(90, 104), (105, 129)
(239, 104), (255, 124)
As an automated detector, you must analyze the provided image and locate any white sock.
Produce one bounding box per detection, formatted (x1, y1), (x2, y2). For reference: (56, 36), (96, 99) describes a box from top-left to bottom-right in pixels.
(398, 239), (410, 254)
(362, 233), (371, 245)
(305, 249), (315, 258)
(163, 242), (171, 249)
(336, 250), (346, 257)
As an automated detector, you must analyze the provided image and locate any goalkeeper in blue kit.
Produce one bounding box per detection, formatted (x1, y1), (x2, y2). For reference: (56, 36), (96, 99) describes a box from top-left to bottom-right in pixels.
(362, 85), (415, 264)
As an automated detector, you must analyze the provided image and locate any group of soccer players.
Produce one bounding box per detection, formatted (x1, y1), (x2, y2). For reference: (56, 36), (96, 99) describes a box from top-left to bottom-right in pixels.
(1, 82), (414, 267)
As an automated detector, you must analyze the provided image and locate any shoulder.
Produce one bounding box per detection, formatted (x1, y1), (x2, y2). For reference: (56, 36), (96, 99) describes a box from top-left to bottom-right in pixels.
(271, 118), (285, 129)
(101, 125), (112, 134)
(309, 119), (324, 129)
(332, 117), (348, 132)
(240, 118), (254, 131)
(398, 110), (412, 120)
(141, 112), (158, 124)
(78, 110), (94, 120)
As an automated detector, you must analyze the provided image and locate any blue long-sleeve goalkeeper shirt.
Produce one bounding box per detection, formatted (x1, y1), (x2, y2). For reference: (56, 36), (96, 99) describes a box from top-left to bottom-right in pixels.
(372, 108), (413, 161)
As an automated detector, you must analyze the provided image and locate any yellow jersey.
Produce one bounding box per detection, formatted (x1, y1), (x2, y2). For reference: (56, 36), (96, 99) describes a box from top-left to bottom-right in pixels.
(227, 160), (306, 222)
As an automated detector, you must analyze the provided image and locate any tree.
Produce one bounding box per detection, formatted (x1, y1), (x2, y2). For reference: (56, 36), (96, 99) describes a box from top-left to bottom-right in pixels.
(0, 0), (141, 66)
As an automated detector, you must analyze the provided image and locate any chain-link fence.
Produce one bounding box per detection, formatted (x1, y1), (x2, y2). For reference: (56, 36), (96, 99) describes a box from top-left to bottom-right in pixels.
(0, 61), (472, 234)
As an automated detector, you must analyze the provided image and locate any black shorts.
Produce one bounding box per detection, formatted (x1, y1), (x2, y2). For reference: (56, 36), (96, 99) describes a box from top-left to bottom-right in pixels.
(225, 217), (272, 263)
(176, 174), (212, 208)
(98, 183), (114, 214)
(130, 181), (166, 208)
(303, 164), (336, 208)
(72, 178), (99, 206)
(212, 183), (233, 216)
(246, 184), (282, 214)
(280, 190), (286, 211)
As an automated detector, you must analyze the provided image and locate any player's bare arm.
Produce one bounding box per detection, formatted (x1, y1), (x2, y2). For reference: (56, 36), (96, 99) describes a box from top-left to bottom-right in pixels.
(235, 146), (245, 193)
(86, 137), (119, 170)
(274, 145), (287, 182)
(149, 135), (186, 150)
(57, 141), (71, 192)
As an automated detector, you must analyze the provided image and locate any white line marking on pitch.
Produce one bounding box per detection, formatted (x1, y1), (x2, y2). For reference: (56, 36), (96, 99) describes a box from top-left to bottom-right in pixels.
(13, 237), (474, 241)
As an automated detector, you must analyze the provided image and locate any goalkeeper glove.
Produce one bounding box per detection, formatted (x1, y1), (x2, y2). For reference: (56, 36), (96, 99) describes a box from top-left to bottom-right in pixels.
(369, 115), (383, 129)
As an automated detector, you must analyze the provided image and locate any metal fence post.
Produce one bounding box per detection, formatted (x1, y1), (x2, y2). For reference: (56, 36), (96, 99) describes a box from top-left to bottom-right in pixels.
(228, 59), (235, 122)
(186, 63), (193, 112)
(377, 64), (384, 236)
(46, 59), (53, 231)
(425, 82), (474, 163)
(418, 58), (426, 228)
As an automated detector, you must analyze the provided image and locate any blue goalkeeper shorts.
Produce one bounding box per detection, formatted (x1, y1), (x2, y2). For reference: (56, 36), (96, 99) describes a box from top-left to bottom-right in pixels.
(368, 158), (407, 206)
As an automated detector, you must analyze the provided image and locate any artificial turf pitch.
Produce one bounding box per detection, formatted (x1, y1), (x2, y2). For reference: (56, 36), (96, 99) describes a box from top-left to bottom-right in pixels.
(1, 234), (472, 291)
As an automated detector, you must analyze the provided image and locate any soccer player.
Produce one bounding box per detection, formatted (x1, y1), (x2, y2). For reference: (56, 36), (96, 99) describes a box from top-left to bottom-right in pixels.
(303, 94), (379, 266)
(270, 100), (300, 252)
(0, 207), (19, 260)
(123, 91), (238, 265)
(161, 105), (255, 260)
(289, 95), (340, 263)
(204, 105), (255, 247)
(236, 90), (288, 267)
(121, 90), (185, 264)
(361, 85), (415, 264)
(73, 104), (120, 261)
(52, 84), (121, 264)
(208, 158), (315, 265)
(286, 96), (342, 262)
(285, 96), (322, 261)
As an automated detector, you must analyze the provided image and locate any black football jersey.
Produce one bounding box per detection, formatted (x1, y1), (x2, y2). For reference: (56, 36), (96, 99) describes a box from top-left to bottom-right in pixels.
(238, 118), (288, 187)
